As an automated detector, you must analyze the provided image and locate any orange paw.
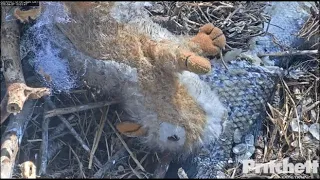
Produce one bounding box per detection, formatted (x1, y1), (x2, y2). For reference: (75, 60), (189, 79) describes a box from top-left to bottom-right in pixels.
(116, 121), (147, 137)
(191, 23), (226, 56)
(178, 50), (211, 74)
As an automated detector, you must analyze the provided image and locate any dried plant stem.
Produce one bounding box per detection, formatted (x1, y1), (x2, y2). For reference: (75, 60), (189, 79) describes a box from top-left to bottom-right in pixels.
(39, 100), (50, 176)
(68, 145), (86, 178)
(44, 100), (118, 118)
(152, 151), (173, 178)
(258, 50), (318, 57)
(93, 146), (128, 178)
(88, 106), (109, 169)
(220, 50), (228, 69)
(45, 98), (103, 168)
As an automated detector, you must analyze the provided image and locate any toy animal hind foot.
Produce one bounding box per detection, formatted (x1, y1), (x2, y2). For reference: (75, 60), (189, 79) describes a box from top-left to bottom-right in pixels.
(189, 23), (227, 56)
(139, 23), (226, 75)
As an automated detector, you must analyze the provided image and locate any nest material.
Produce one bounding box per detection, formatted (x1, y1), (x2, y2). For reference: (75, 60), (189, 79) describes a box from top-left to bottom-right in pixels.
(298, 2), (319, 49)
(147, 1), (270, 51)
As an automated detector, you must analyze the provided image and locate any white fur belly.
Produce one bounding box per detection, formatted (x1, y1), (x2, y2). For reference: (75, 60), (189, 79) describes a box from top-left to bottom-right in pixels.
(178, 71), (227, 145)
(110, 2), (178, 42)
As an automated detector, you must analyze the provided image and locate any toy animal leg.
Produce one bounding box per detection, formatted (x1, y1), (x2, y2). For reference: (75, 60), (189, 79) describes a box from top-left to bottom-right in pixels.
(140, 37), (212, 74)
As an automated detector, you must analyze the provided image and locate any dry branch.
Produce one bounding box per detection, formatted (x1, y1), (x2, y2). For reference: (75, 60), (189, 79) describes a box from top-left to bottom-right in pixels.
(1, 100), (36, 178)
(258, 50), (318, 57)
(0, 94), (10, 124)
(1, 6), (50, 123)
(39, 100), (50, 176)
(44, 100), (118, 118)
(88, 106), (109, 169)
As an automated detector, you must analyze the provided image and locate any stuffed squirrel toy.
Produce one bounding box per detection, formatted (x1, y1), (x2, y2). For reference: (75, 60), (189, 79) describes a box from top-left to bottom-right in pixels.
(23, 2), (228, 156)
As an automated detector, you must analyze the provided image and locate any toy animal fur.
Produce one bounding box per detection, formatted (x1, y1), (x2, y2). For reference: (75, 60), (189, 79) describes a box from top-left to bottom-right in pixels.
(37, 2), (228, 155)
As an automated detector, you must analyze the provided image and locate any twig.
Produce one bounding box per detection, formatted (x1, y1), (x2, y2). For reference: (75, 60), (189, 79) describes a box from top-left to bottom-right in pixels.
(88, 106), (109, 169)
(0, 94), (10, 124)
(39, 100), (50, 176)
(128, 156), (144, 179)
(221, 5), (242, 28)
(110, 112), (146, 172)
(1, 100), (36, 178)
(302, 101), (320, 114)
(45, 98), (103, 168)
(68, 145), (86, 178)
(258, 50), (318, 57)
(93, 146), (128, 178)
(152, 151), (173, 178)
(47, 140), (64, 165)
(44, 100), (118, 118)
(281, 78), (303, 156)
(220, 50), (228, 69)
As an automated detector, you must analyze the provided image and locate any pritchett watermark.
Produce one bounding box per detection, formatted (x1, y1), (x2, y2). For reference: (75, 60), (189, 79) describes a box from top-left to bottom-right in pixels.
(243, 158), (319, 174)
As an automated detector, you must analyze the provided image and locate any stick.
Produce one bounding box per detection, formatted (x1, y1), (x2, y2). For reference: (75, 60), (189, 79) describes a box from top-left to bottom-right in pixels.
(1, 100), (36, 178)
(39, 100), (50, 176)
(93, 146), (128, 178)
(0, 94), (10, 124)
(1, 6), (50, 121)
(152, 151), (173, 178)
(258, 50), (318, 57)
(88, 106), (109, 169)
(221, 5), (242, 28)
(44, 100), (118, 118)
(219, 50), (228, 70)
(45, 98), (103, 168)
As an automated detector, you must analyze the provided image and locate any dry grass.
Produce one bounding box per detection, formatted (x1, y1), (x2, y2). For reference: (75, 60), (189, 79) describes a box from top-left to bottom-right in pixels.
(298, 2), (319, 49)
(147, 1), (270, 51)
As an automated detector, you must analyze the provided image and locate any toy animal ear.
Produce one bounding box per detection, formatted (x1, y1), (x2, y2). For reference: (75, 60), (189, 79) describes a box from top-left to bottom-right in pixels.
(116, 122), (147, 137)
(13, 6), (42, 23)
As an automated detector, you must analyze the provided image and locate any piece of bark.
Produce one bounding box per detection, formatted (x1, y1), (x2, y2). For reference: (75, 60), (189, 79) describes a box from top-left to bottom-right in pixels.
(0, 94), (10, 124)
(6, 83), (50, 114)
(1, 6), (50, 122)
(1, 100), (36, 178)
